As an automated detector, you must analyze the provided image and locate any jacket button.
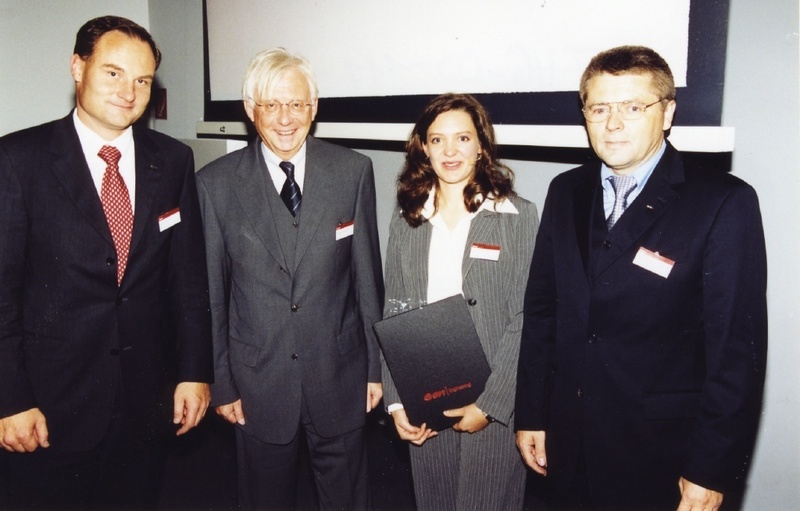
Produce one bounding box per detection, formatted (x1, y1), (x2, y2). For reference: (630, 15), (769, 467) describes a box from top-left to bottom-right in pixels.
(291, 353), (299, 360)
(106, 257), (116, 265)
(291, 304), (299, 312)
(603, 240), (612, 249)
(467, 298), (477, 306)
(577, 388), (583, 398)
(588, 334), (597, 344)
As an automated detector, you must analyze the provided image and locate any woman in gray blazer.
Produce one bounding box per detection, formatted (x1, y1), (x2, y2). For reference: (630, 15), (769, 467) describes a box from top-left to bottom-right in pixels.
(381, 94), (539, 510)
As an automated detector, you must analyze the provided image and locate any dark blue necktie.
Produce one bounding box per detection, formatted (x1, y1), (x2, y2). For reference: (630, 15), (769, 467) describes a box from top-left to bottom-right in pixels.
(279, 161), (301, 217)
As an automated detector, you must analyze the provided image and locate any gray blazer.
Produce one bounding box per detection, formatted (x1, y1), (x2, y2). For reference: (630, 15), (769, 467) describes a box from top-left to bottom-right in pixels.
(381, 194), (538, 425)
(197, 136), (384, 444)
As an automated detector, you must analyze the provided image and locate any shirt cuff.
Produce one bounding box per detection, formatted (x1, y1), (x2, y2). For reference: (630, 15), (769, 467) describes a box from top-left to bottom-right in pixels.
(385, 403), (404, 414)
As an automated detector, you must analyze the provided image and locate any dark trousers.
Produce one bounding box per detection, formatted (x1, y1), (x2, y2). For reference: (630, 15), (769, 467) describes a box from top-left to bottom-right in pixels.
(5, 409), (166, 510)
(235, 399), (368, 511)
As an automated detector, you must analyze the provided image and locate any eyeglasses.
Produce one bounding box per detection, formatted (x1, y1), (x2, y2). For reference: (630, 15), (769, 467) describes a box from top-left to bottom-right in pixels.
(253, 100), (314, 115)
(582, 99), (665, 123)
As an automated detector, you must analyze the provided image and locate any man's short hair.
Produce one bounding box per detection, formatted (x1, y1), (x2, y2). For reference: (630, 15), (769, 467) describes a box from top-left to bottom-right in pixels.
(73, 15), (162, 69)
(579, 45), (675, 104)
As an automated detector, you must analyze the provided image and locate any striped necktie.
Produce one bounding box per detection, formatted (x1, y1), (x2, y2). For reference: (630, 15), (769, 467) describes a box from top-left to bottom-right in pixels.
(279, 161), (302, 216)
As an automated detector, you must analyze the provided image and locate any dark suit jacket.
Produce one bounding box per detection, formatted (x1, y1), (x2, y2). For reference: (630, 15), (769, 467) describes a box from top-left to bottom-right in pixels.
(515, 143), (767, 508)
(0, 114), (213, 452)
(197, 136), (384, 444)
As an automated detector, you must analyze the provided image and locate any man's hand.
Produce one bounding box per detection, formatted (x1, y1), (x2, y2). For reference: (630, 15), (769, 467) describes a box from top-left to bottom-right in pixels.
(516, 430), (547, 476)
(390, 407), (437, 446)
(0, 408), (49, 452)
(173, 382), (211, 435)
(366, 382), (383, 412)
(215, 400), (246, 425)
(677, 477), (723, 511)
(445, 403), (490, 433)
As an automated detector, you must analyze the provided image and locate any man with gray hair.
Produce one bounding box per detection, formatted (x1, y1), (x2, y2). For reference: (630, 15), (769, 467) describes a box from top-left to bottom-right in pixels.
(196, 48), (384, 510)
(515, 45), (767, 510)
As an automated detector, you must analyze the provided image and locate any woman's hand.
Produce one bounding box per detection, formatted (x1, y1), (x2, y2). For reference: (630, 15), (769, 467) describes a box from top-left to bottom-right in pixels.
(445, 403), (490, 433)
(390, 407), (438, 446)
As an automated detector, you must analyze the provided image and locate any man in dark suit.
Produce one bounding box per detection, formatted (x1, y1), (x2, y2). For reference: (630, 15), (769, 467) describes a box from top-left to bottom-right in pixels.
(515, 46), (767, 511)
(0, 16), (213, 509)
(196, 48), (384, 510)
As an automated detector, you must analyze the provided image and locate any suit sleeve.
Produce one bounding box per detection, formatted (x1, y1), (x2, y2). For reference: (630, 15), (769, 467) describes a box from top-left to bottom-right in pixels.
(169, 148), (214, 383)
(196, 172), (238, 406)
(515, 183), (559, 431)
(682, 183), (768, 493)
(380, 211), (405, 406)
(475, 200), (539, 425)
(351, 158), (385, 383)
(0, 142), (36, 418)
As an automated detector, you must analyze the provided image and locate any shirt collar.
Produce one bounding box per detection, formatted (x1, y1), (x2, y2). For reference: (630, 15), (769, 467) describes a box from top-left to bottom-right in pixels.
(421, 187), (518, 220)
(600, 140), (666, 188)
(261, 140), (307, 169)
(72, 109), (134, 156)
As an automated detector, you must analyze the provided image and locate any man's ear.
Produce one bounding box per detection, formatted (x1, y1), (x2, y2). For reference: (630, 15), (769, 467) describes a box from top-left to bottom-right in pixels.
(243, 99), (256, 123)
(70, 54), (85, 83)
(662, 99), (677, 131)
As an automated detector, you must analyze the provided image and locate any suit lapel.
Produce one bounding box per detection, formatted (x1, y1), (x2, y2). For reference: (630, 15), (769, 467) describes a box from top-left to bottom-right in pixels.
(294, 138), (334, 271)
(404, 221), (431, 302)
(462, 208), (499, 280)
(233, 141), (287, 268)
(48, 117), (114, 247)
(572, 167), (599, 276)
(129, 128), (164, 260)
(593, 145), (684, 277)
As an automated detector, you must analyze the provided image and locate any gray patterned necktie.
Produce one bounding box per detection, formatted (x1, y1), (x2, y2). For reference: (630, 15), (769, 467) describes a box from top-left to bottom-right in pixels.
(607, 174), (637, 229)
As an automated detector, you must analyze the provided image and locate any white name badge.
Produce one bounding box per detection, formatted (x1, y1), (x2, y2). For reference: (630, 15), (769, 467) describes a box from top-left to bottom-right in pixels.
(469, 243), (501, 261)
(335, 220), (354, 240)
(632, 247), (675, 278)
(158, 208), (181, 232)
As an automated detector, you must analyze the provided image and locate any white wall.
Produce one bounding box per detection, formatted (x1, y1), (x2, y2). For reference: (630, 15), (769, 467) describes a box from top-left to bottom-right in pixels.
(0, 0), (150, 136)
(722, 1), (800, 508)
(1, 0), (797, 508)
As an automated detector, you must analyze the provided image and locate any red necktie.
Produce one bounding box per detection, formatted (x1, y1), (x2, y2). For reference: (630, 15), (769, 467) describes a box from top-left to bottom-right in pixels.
(98, 145), (133, 285)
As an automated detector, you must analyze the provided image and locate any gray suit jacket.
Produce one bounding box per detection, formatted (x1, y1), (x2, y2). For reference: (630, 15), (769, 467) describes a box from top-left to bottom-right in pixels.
(197, 136), (384, 443)
(381, 194), (538, 425)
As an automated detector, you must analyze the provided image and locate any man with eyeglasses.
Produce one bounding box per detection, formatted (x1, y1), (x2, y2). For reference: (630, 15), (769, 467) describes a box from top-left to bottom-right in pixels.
(515, 46), (767, 511)
(196, 48), (384, 510)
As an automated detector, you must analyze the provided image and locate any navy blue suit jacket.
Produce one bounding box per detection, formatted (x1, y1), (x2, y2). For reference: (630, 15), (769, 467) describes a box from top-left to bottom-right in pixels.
(515, 143), (767, 507)
(0, 114), (213, 451)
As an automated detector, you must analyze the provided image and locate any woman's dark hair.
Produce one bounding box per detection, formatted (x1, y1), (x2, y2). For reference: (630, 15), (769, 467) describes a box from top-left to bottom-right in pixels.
(73, 15), (162, 69)
(397, 93), (514, 227)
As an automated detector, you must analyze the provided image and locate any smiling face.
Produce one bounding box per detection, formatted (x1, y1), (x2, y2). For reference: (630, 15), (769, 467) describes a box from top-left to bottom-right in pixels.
(70, 30), (156, 141)
(244, 68), (318, 160)
(584, 72), (676, 175)
(423, 110), (482, 190)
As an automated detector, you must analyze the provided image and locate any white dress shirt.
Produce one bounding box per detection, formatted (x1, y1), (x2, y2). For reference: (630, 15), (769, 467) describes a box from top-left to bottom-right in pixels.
(73, 110), (136, 208)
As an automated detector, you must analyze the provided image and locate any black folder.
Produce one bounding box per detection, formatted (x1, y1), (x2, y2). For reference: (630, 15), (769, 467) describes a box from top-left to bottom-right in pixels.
(374, 295), (490, 431)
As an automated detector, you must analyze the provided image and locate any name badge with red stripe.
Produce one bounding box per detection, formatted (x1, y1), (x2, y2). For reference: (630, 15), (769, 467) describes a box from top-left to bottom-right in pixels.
(158, 208), (181, 232)
(336, 220), (354, 240)
(469, 243), (500, 261)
